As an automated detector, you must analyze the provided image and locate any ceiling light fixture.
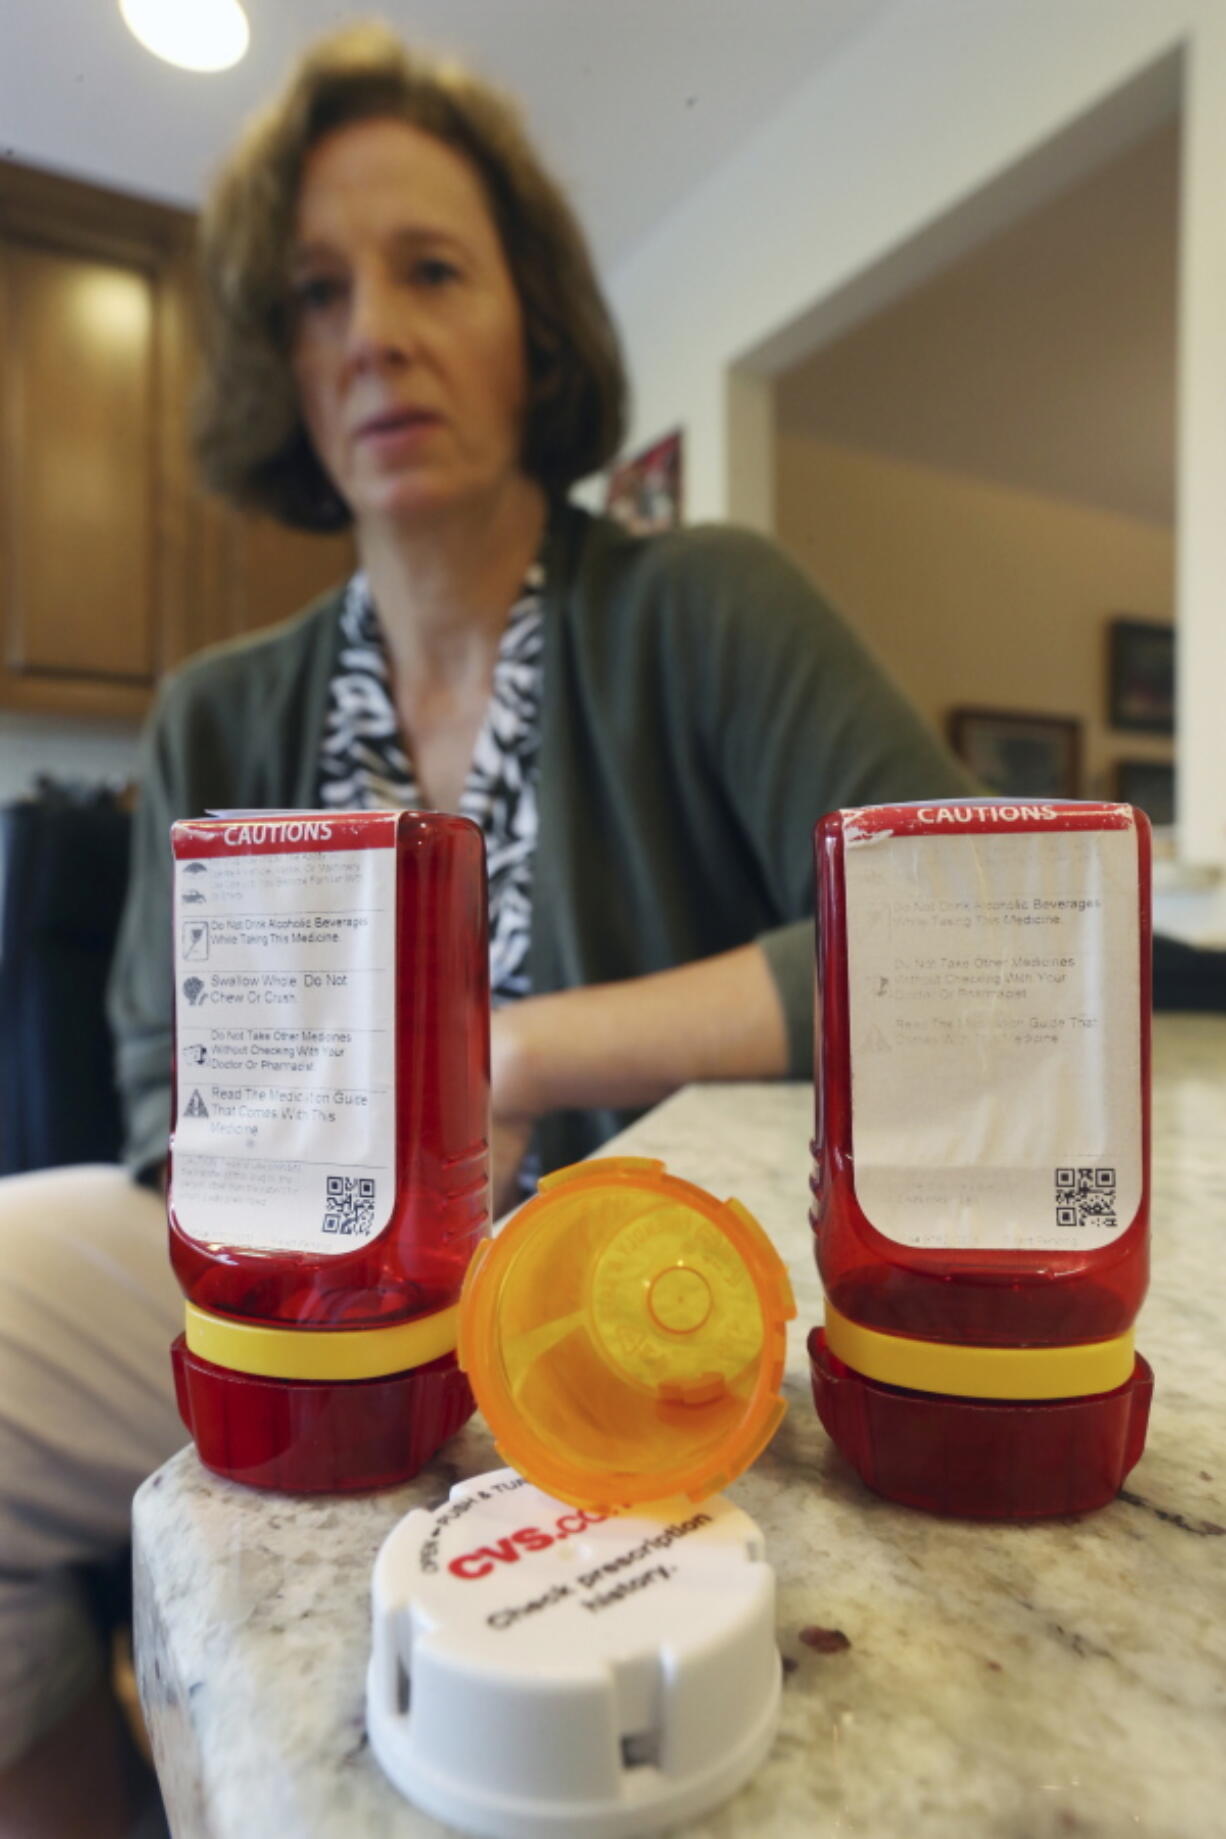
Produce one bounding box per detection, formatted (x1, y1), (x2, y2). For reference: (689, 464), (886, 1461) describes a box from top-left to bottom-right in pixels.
(119, 0), (250, 73)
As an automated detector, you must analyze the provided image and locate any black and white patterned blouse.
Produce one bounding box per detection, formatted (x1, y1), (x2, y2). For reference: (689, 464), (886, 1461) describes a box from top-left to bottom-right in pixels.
(316, 566), (544, 1008)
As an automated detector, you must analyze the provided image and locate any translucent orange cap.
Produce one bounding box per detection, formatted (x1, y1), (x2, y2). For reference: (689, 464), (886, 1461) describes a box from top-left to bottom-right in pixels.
(457, 1157), (796, 1509)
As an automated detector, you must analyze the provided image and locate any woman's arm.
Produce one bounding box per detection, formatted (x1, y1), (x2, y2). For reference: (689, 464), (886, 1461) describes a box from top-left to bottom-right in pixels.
(490, 941), (789, 1210)
(107, 688), (183, 1178)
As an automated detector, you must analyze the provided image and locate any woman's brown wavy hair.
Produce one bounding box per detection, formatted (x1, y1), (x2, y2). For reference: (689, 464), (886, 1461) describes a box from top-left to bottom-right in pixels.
(194, 23), (628, 529)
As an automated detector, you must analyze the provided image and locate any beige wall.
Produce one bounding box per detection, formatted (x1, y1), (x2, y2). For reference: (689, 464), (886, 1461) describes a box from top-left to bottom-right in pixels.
(775, 433), (1174, 800)
(609, 0), (1226, 863)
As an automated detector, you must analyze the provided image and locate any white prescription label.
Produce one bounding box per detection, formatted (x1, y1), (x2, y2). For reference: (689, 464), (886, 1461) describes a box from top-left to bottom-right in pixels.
(845, 824), (1141, 1250)
(171, 832), (397, 1254)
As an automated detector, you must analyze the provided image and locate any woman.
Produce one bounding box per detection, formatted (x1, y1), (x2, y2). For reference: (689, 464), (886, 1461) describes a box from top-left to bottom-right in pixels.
(113, 23), (969, 1211)
(0, 24), (968, 1835)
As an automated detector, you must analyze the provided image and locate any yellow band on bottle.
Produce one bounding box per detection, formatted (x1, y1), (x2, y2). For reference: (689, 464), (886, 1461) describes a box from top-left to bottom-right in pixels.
(184, 1300), (460, 1382)
(824, 1299), (1135, 1401)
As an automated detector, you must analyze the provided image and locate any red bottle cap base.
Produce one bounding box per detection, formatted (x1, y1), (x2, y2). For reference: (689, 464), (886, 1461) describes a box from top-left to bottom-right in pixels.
(808, 1327), (1153, 1520)
(172, 1335), (475, 1494)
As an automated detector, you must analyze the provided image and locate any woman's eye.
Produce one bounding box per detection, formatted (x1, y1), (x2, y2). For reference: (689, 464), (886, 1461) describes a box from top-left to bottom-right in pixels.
(293, 275), (345, 314)
(412, 257), (460, 288)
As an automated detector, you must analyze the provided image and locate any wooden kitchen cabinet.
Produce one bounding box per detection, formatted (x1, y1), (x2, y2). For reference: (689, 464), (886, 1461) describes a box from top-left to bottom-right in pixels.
(196, 498), (354, 655)
(0, 159), (351, 721)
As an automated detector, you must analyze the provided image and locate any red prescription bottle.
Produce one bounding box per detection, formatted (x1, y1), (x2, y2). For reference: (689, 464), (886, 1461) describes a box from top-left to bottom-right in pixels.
(808, 799), (1153, 1517)
(168, 810), (489, 1492)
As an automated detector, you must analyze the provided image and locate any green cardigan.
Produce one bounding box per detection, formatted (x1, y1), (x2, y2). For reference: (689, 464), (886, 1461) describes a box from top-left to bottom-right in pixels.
(108, 504), (971, 1177)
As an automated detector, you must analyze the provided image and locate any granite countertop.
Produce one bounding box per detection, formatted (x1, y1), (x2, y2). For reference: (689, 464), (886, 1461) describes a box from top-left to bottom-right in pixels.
(134, 1014), (1226, 1839)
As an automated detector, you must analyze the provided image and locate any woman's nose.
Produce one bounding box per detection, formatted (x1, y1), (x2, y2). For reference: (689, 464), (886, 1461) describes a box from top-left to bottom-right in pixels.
(346, 269), (417, 370)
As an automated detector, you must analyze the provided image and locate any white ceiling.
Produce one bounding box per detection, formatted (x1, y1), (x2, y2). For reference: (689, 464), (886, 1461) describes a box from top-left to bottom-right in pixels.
(0, 0), (895, 268)
(777, 117), (1178, 526)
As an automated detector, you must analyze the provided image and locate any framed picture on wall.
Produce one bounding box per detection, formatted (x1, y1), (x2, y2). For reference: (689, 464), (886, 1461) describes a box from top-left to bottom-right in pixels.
(604, 430), (683, 534)
(1115, 758), (1175, 828)
(947, 707), (1081, 799)
(1108, 618), (1175, 734)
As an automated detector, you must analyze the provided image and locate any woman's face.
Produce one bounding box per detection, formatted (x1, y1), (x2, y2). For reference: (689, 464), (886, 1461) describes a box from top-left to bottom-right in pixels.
(289, 117), (532, 529)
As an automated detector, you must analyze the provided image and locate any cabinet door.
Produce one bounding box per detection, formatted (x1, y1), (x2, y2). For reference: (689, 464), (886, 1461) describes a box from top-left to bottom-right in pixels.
(0, 159), (354, 718)
(0, 235), (160, 714)
(197, 497), (355, 650)
(233, 514), (355, 638)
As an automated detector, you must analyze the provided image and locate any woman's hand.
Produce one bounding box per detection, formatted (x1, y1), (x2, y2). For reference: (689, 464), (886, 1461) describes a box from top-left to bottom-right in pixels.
(489, 1005), (538, 1218)
(488, 944), (790, 1210)
(489, 1113), (535, 1219)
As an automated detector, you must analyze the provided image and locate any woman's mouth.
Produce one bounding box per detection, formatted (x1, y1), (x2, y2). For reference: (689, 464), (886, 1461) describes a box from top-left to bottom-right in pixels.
(354, 408), (442, 446)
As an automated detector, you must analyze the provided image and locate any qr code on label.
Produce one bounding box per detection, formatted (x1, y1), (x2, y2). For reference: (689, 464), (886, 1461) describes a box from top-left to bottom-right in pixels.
(1054, 1167), (1116, 1229)
(322, 1175), (376, 1236)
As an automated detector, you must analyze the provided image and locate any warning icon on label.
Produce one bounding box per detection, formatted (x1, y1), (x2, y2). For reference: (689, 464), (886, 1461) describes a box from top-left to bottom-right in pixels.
(184, 1090), (210, 1119)
(181, 921), (210, 961)
(862, 1026), (892, 1054)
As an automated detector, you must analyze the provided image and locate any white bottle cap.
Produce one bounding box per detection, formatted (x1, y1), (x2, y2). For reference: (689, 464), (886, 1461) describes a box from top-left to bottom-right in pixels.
(367, 1469), (779, 1838)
